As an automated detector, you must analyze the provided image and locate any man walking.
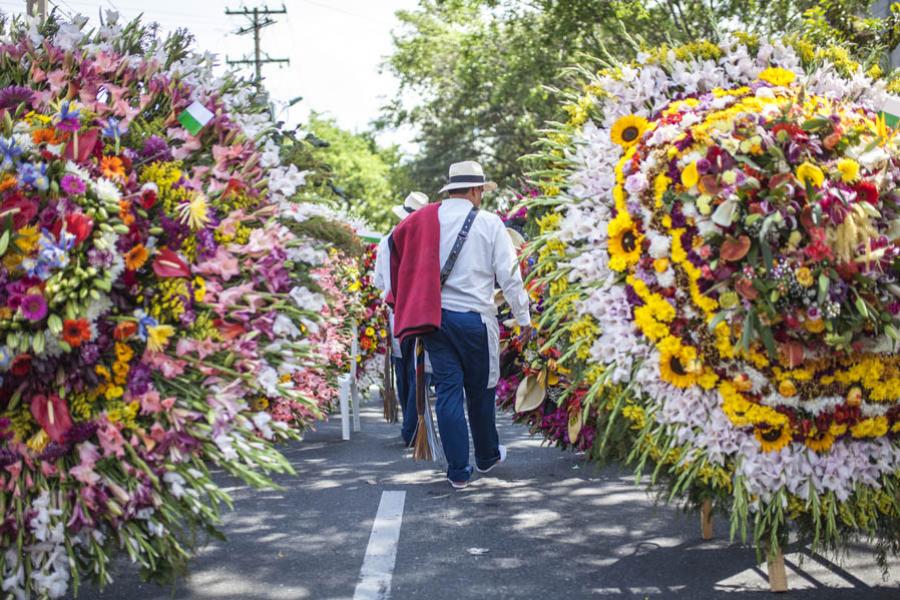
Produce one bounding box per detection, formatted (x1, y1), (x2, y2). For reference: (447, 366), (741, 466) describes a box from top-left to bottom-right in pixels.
(389, 160), (531, 489)
(374, 191), (428, 447)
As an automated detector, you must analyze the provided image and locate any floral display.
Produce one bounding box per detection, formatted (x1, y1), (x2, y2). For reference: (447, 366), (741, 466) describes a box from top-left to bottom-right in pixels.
(0, 14), (357, 598)
(520, 35), (900, 557)
(349, 243), (387, 373)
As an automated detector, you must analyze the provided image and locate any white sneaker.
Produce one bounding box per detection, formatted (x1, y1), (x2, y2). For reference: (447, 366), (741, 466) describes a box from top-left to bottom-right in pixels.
(448, 478), (469, 490)
(476, 445), (507, 474)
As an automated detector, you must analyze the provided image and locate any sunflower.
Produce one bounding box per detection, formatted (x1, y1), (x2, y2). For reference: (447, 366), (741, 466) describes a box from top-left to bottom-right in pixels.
(754, 423), (792, 452)
(805, 427), (835, 453)
(658, 341), (701, 388)
(610, 114), (649, 148)
(607, 212), (643, 272)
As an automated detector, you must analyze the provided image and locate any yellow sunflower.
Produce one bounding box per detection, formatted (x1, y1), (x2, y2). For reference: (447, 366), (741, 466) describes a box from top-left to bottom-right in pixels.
(754, 423), (792, 452)
(658, 340), (701, 388)
(610, 114), (649, 148)
(805, 427), (834, 453)
(607, 212), (643, 272)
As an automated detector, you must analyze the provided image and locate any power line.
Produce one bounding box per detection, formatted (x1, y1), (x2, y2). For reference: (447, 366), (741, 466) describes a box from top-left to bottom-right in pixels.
(225, 4), (290, 86)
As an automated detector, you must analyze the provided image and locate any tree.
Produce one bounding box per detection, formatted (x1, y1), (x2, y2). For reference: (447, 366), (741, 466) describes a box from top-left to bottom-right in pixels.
(380, 0), (894, 193)
(305, 113), (407, 230)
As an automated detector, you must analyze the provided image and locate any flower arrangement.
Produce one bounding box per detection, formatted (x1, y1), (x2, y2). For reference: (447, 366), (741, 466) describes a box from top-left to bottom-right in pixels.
(0, 13), (355, 597)
(522, 34), (900, 559)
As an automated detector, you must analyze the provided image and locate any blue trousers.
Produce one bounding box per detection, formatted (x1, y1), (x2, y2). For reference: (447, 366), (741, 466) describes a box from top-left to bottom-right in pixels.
(394, 338), (418, 446)
(425, 309), (500, 482)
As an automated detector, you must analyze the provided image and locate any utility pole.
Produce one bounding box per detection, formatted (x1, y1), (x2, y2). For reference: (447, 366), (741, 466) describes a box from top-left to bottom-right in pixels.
(25, 0), (47, 19)
(225, 5), (290, 87)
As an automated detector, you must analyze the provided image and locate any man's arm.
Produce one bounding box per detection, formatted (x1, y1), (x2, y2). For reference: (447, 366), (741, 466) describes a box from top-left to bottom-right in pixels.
(373, 236), (391, 294)
(492, 219), (531, 327)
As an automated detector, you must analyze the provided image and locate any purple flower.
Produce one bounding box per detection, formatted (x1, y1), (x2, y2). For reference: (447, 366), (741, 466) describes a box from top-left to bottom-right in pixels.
(38, 441), (70, 462)
(63, 421), (98, 445)
(127, 362), (152, 396)
(20, 293), (47, 321)
(56, 101), (81, 133)
(0, 85), (34, 110)
(140, 135), (172, 162)
(0, 447), (19, 468)
(60, 173), (86, 196)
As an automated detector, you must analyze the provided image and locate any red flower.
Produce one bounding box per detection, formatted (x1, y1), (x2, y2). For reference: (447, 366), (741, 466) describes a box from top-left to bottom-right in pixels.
(114, 321), (138, 341)
(1, 193), (38, 229)
(30, 393), (73, 444)
(62, 318), (92, 347)
(854, 181), (879, 204)
(10, 354), (31, 376)
(139, 183), (158, 210)
(803, 228), (833, 263)
(152, 248), (191, 278)
(63, 128), (99, 163)
(58, 212), (93, 245)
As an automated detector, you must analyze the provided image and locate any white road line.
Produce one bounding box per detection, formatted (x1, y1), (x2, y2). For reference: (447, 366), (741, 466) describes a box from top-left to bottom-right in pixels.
(353, 491), (406, 600)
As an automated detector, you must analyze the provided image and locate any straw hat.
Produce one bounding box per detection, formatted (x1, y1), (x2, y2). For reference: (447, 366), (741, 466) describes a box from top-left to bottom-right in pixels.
(391, 191), (428, 221)
(438, 160), (497, 194)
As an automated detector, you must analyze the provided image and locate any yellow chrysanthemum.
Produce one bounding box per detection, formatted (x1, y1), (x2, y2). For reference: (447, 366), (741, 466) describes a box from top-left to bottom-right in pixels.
(757, 67), (796, 87)
(610, 114), (649, 148)
(146, 324), (175, 353)
(179, 192), (211, 231)
(796, 161), (825, 188)
(836, 158), (860, 183)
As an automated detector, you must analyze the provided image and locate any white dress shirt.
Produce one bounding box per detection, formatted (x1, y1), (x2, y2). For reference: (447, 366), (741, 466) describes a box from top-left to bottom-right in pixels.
(373, 234), (402, 357)
(438, 197), (531, 387)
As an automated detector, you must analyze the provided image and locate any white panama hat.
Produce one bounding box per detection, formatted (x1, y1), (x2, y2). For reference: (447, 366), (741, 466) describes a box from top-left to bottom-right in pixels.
(438, 160), (497, 194)
(391, 191), (429, 220)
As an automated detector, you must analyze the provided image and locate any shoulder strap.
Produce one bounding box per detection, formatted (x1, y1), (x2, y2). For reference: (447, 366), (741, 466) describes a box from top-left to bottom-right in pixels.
(439, 207), (478, 287)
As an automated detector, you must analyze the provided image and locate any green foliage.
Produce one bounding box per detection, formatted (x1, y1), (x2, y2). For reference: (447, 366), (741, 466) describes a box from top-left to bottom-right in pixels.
(381, 0), (895, 193)
(305, 113), (407, 231)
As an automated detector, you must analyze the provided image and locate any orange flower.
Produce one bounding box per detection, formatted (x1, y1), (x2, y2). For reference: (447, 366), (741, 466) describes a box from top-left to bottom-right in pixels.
(100, 156), (126, 180)
(114, 321), (138, 341)
(62, 318), (92, 347)
(124, 244), (149, 270)
(119, 199), (135, 226)
(31, 128), (60, 145)
(0, 174), (16, 192)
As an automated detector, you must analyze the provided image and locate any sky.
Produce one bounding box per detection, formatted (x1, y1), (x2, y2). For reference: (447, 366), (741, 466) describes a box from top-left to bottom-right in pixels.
(0, 0), (420, 149)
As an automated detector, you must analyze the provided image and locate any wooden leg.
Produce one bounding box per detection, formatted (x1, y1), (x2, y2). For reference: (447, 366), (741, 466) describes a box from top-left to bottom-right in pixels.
(351, 382), (361, 432)
(766, 548), (788, 593)
(700, 499), (713, 540)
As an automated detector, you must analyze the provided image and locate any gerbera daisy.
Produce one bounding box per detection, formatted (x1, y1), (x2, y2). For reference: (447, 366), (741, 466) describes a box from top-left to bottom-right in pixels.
(754, 423), (792, 452)
(100, 156), (126, 180)
(610, 114), (648, 148)
(62, 318), (92, 347)
(20, 293), (47, 321)
(124, 244), (149, 270)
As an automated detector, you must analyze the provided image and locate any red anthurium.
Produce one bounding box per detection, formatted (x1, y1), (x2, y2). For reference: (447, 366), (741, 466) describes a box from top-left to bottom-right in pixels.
(30, 393), (73, 444)
(152, 248), (191, 278)
(63, 128), (99, 163)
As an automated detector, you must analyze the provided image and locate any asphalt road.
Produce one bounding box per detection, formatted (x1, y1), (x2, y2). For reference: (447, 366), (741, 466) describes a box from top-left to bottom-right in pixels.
(75, 400), (900, 600)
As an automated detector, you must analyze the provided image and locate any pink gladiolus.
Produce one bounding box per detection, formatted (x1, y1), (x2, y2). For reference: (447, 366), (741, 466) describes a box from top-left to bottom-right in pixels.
(97, 420), (126, 458)
(195, 246), (240, 281)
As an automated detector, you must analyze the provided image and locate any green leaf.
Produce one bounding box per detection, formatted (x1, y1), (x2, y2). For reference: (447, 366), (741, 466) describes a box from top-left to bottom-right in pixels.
(0, 229), (9, 256)
(854, 296), (869, 319)
(817, 273), (829, 305)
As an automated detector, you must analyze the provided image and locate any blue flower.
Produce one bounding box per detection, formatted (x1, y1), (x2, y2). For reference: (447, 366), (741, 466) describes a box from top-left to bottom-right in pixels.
(22, 229), (73, 280)
(0, 136), (22, 170)
(56, 101), (81, 132)
(17, 162), (49, 191)
(133, 309), (158, 341)
(101, 117), (127, 139)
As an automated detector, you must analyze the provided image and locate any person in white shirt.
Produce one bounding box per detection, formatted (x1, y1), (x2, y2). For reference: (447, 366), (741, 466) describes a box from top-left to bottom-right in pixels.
(426, 160), (531, 489)
(374, 191), (428, 446)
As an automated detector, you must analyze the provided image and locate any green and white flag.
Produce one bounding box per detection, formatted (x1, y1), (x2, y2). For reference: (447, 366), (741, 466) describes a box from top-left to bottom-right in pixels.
(357, 229), (383, 244)
(879, 94), (900, 129)
(178, 101), (214, 136)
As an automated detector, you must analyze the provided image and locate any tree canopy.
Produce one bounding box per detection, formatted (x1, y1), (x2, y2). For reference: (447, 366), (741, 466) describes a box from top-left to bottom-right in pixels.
(380, 0), (898, 193)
